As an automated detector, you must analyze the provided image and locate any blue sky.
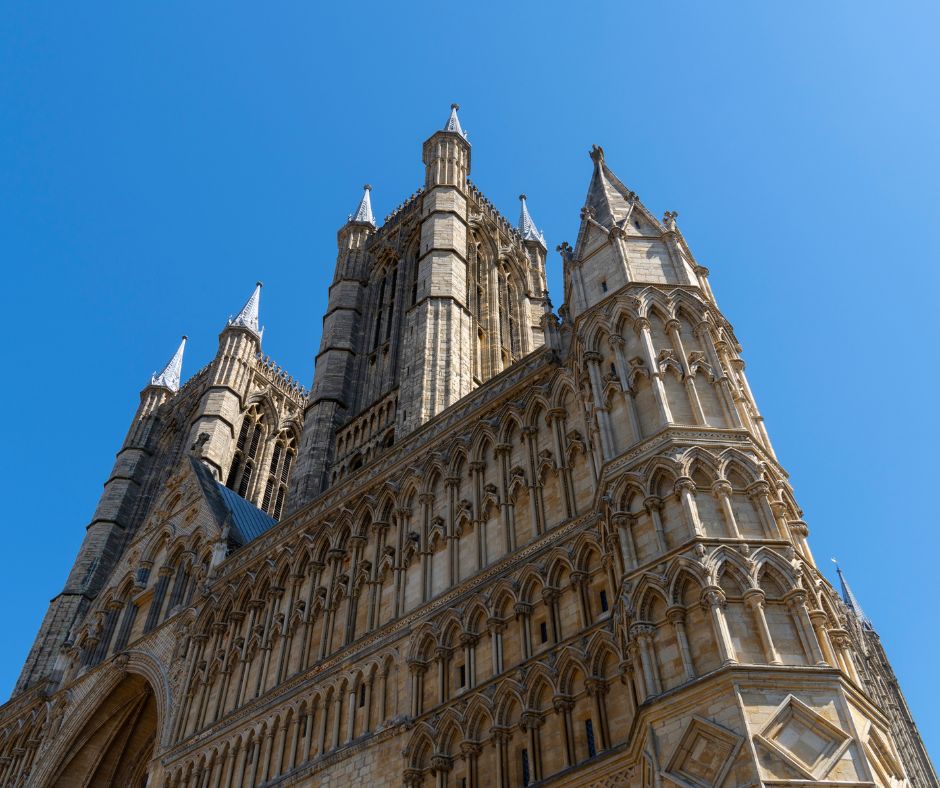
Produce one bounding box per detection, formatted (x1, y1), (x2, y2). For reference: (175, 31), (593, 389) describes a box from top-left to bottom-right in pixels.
(2, 0), (938, 761)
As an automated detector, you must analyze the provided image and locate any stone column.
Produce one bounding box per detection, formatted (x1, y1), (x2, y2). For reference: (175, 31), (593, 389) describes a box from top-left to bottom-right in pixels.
(694, 321), (741, 428)
(632, 624), (661, 696)
(786, 591), (826, 666)
(644, 497), (669, 554)
(515, 602), (533, 659)
(667, 606), (696, 680)
(613, 513), (637, 571)
(744, 589), (781, 665)
(809, 609), (837, 667)
(675, 479), (704, 538)
(712, 481), (742, 539)
(488, 618), (505, 675)
(635, 318), (672, 425)
(552, 697), (575, 767)
(609, 334), (643, 441)
(436, 646), (450, 704)
(665, 318), (706, 425)
(584, 351), (616, 460)
(461, 632), (478, 688)
(702, 588), (736, 665)
(460, 741), (482, 788)
(585, 678), (610, 750)
(522, 712), (543, 783)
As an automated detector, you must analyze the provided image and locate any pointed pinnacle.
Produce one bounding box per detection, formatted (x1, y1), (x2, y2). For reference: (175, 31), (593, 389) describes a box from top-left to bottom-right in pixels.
(834, 560), (872, 628)
(444, 103), (467, 138)
(229, 281), (262, 336)
(518, 193), (546, 247)
(150, 335), (187, 392)
(351, 184), (375, 225)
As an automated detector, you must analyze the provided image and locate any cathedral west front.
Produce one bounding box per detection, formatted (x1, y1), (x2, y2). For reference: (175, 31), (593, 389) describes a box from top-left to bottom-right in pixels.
(1, 106), (935, 787)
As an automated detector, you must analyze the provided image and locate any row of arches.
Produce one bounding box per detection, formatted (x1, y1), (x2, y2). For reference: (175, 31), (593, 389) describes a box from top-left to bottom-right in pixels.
(573, 286), (775, 465)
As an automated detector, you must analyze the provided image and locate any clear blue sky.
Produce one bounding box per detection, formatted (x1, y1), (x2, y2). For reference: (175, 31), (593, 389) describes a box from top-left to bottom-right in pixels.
(2, 0), (937, 761)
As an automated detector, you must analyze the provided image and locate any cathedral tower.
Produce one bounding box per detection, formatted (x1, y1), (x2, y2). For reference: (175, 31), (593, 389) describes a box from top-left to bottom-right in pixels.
(290, 105), (548, 507)
(1, 111), (933, 788)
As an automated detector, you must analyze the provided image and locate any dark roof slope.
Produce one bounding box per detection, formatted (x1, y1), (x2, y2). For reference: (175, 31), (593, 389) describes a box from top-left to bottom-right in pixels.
(216, 482), (276, 546)
(188, 457), (276, 548)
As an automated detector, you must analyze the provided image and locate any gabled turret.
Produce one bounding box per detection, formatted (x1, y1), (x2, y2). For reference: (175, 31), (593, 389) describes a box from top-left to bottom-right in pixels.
(564, 146), (698, 320)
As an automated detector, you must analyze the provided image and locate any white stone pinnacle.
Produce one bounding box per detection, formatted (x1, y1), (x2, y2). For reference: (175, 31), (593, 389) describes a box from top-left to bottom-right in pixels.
(150, 335), (187, 392)
(518, 193), (546, 248)
(229, 281), (263, 336)
(351, 184), (375, 225)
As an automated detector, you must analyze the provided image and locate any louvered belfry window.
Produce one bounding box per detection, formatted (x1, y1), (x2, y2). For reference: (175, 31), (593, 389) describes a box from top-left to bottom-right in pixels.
(225, 405), (264, 501)
(262, 430), (296, 520)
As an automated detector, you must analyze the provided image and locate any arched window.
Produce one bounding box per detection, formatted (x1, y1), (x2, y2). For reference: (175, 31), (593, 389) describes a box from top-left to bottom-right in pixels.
(507, 279), (519, 358)
(262, 430), (296, 520)
(372, 262), (398, 350)
(225, 405), (265, 500)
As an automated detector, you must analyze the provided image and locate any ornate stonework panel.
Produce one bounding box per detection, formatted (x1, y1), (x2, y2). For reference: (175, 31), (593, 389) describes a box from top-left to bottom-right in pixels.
(663, 716), (741, 788)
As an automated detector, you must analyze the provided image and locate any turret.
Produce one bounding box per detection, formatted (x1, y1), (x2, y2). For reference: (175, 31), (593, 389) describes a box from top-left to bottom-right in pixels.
(566, 145), (698, 321)
(290, 187), (376, 505)
(187, 283), (264, 480)
(518, 194), (549, 348)
(397, 105), (475, 433)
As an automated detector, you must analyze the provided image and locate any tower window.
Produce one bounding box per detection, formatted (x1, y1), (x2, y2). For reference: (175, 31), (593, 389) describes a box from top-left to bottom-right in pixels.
(359, 684), (366, 707)
(539, 621), (548, 644)
(601, 280), (608, 292)
(599, 590), (609, 613)
(585, 719), (597, 758)
(458, 664), (466, 687)
(521, 748), (531, 786)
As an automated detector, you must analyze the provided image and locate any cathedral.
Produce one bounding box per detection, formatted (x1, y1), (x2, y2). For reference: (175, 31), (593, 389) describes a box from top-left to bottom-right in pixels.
(1, 106), (935, 787)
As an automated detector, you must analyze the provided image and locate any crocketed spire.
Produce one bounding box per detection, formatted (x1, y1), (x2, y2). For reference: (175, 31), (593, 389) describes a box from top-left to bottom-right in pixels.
(229, 281), (263, 336)
(444, 103), (467, 138)
(350, 184), (375, 225)
(834, 560), (873, 629)
(518, 193), (546, 248)
(150, 335), (187, 392)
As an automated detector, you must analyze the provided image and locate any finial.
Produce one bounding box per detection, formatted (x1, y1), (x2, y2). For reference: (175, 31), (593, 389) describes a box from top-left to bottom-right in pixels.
(351, 184), (375, 225)
(150, 335), (187, 392)
(589, 144), (605, 163)
(517, 193), (546, 248)
(444, 104), (467, 138)
(228, 282), (263, 336)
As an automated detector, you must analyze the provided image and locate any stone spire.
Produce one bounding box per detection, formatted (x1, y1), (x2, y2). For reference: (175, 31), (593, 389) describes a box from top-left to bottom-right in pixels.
(150, 335), (187, 392)
(518, 194), (546, 248)
(834, 561), (872, 628)
(350, 184), (375, 226)
(583, 144), (636, 228)
(444, 103), (467, 139)
(228, 281), (263, 337)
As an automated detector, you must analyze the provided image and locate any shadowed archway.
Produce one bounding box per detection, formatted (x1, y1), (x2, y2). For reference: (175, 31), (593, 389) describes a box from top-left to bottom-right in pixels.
(50, 673), (158, 787)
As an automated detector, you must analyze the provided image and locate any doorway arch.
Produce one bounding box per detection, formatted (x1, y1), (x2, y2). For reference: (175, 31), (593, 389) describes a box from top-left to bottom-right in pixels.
(48, 673), (159, 787)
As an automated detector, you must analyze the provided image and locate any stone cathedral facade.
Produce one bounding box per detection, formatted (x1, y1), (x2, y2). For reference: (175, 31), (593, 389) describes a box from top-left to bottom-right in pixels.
(1, 107), (935, 787)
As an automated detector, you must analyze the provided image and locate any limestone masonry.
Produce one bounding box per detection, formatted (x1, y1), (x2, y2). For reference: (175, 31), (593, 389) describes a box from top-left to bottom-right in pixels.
(1, 106), (935, 787)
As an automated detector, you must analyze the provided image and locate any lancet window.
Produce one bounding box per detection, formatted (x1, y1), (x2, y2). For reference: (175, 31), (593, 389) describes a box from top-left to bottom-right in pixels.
(225, 405), (264, 499)
(261, 430), (296, 520)
(371, 262), (398, 350)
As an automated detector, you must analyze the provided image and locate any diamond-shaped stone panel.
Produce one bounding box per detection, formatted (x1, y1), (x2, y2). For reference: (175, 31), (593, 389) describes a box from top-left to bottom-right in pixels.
(665, 716), (742, 788)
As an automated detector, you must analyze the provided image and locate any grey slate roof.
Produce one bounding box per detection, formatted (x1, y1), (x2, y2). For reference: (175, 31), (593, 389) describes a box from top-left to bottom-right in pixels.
(188, 457), (276, 549)
(216, 483), (277, 546)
